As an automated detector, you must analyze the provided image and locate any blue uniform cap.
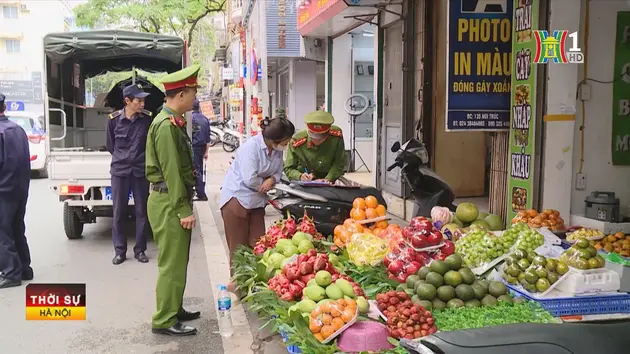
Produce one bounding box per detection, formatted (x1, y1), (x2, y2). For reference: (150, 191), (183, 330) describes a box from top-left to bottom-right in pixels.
(123, 84), (150, 99)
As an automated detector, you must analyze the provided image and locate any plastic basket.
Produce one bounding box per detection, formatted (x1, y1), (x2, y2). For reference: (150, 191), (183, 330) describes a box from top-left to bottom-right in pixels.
(554, 268), (621, 295)
(506, 283), (630, 316)
(280, 330), (302, 354)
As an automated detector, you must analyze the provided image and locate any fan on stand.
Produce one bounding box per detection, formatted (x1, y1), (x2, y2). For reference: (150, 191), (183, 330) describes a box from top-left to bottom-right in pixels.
(344, 93), (370, 173)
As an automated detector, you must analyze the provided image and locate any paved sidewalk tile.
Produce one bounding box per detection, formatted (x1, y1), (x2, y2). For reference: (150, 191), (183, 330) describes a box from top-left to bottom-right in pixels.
(202, 147), (288, 354)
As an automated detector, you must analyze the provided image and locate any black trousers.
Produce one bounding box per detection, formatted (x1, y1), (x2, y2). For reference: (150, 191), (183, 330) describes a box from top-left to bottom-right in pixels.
(193, 146), (207, 198)
(111, 175), (150, 256)
(0, 195), (32, 281)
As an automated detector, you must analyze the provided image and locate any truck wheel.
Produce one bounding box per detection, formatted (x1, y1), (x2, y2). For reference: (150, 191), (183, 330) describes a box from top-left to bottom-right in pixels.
(63, 203), (84, 240)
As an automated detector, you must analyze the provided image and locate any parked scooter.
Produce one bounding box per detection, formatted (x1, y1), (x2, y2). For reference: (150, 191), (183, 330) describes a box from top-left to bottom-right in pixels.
(208, 119), (241, 152)
(400, 321), (629, 354)
(268, 177), (387, 236)
(387, 138), (456, 217)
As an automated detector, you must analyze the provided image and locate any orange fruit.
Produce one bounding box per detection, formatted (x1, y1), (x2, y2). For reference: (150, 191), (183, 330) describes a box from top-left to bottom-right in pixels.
(320, 303), (332, 314)
(346, 222), (364, 233)
(345, 299), (357, 309)
(341, 308), (355, 323)
(321, 313), (333, 325)
(337, 299), (347, 308)
(330, 306), (341, 317)
(334, 237), (344, 248)
(339, 230), (351, 243)
(344, 218), (355, 227)
(332, 317), (345, 331)
(365, 208), (378, 219)
(373, 228), (384, 236)
(350, 208), (367, 221)
(353, 197), (367, 209)
(376, 220), (388, 228)
(365, 195), (378, 208)
(311, 308), (321, 318)
(309, 318), (322, 333)
(334, 225), (344, 237)
(320, 325), (334, 339)
(375, 204), (387, 216)
(314, 333), (325, 342)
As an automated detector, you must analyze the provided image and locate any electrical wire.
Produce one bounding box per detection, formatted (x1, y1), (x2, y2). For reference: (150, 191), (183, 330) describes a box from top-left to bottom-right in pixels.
(578, 0), (590, 174)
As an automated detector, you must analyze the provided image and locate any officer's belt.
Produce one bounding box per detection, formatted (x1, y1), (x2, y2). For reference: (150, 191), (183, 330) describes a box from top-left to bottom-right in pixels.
(151, 182), (168, 193)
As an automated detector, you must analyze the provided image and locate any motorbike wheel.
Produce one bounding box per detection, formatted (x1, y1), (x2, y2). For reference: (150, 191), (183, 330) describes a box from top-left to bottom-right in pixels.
(209, 132), (219, 147)
(222, 139), (237, 153)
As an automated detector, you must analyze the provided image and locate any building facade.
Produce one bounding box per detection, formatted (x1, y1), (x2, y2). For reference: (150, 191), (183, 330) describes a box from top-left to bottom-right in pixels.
(0, 0), (74, 113)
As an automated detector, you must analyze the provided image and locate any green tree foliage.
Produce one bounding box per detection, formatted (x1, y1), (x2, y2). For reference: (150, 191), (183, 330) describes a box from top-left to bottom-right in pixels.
(74, 0), (226, 93)
(73, 0), (225, 48)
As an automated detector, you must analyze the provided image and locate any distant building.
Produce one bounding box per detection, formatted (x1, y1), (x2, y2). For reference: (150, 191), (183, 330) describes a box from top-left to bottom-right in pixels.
(0, 0), (75, 112)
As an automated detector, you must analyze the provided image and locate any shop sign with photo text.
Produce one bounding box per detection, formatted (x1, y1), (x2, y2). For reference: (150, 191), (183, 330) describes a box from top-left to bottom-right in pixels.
(296, 0), (346, 36)
(506, 0), (539, 221)
(612, 12), (630, 165)
(445, 0), (512, 131)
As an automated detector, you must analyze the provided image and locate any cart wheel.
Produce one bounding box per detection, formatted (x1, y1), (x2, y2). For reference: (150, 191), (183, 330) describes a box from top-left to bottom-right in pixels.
(223, 140), (237, 153)
(63, 203), (84, 240)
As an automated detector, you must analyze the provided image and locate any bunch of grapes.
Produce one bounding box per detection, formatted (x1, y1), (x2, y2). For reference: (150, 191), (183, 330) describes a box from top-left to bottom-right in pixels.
(455, 230), (507, 268)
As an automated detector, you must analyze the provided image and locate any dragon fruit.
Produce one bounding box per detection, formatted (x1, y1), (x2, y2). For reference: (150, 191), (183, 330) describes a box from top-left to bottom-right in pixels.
(283, 212), (297, 236)
(253, 221), (290, 255)
(297, 211), (325, 240)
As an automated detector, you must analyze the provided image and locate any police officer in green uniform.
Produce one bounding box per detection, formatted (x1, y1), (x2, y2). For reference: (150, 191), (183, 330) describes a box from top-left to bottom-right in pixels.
(284, 110), (346, 182)
(145, 65), (201, 336)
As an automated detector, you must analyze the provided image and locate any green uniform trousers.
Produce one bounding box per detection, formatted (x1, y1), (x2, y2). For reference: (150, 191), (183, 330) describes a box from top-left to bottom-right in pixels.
(148, 191), (192, 328)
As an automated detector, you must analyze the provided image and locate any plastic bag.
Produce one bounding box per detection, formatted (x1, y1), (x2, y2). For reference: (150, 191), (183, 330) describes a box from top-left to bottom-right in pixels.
(559, 239), (605, 270)
(383, 243), (428, 283)
(347, 232), (390, 266)
(455, 229), (508, 269)
(333, 220), (366, 248)
(378, 224), (405, 252)
(502, 249), (568, 294)
(309, 298), (358, 343)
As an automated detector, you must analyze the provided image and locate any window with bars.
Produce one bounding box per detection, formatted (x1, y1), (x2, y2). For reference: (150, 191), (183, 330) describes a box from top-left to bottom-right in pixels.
(2, 6), (18, 19)
(5, 40), (21, 53)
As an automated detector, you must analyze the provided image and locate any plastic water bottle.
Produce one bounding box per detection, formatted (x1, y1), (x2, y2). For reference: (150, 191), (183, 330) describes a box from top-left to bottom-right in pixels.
(217, 285), (233, 338)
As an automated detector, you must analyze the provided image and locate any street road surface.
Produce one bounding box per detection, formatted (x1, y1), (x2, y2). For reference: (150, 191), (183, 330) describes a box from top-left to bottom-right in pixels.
(0, 177), (223, 354)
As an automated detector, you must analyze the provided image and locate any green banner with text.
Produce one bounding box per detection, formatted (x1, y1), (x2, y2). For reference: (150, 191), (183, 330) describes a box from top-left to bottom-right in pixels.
(506, 0), (539, 222)
(612, 12), (630, 165)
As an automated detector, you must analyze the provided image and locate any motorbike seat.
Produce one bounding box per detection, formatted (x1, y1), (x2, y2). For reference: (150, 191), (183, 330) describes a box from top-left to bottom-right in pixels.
(417, 322), (630, 354)
(292, 185), (387, 208)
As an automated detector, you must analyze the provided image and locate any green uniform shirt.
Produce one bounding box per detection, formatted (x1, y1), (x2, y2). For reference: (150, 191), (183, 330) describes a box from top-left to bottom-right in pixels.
(284, 126), (346, 181)
(145, 107), (195, 218)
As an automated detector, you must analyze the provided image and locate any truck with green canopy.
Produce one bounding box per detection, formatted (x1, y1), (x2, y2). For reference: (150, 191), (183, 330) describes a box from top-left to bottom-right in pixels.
(43, 29), (189, 240)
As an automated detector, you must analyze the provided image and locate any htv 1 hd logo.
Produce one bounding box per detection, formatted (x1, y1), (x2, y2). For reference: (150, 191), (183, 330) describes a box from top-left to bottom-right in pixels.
(533, 30), (584, 64)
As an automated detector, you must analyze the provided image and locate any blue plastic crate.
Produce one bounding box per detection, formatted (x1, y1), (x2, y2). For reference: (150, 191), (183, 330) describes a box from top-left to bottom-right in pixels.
(506, 283), (630, 316)
(280, 330), (302, 354)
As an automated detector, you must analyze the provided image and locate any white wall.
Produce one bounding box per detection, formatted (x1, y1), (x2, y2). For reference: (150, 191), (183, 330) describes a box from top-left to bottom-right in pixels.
(570, 0), (630, 217)
(331, 34), (352, 147)
(288, 60), (317, 132)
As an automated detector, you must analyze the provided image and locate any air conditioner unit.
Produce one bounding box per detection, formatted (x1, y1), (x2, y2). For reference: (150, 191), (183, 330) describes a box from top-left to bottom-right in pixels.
(20, 4), (28, 11)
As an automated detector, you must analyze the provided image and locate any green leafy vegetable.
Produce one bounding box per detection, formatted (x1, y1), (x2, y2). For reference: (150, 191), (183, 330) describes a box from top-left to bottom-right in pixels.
(433, 301), (559, 331)
(341, 261), (398, 299)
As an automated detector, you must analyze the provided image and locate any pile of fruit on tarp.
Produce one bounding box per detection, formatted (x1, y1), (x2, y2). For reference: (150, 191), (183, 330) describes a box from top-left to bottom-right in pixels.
(233, 211), (559, 354)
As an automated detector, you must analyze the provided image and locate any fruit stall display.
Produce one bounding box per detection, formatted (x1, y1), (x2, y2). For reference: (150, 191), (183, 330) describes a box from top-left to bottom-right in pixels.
(231, 209), (584, 354)
(594, 232), (630, 258)
(511, 209), (566, 232)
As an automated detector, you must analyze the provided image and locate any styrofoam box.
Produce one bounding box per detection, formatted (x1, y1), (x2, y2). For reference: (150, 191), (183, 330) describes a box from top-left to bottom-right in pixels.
(569, 215), (630, 234)
(605, 260), (630, 293)
(555, 267), (621, 295)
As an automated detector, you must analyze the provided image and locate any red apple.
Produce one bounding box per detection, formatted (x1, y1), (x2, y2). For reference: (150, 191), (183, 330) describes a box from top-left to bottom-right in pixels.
(415, 251), (430, 264)
(427, 230), (443, 246)
(410, 233), (429, 249)
(405, 261), (421, 275)
(400, 247), (416, 261)
(402, 227), (415, 241)
(388, 259), (404, 274)
(441, 240), (455, 256)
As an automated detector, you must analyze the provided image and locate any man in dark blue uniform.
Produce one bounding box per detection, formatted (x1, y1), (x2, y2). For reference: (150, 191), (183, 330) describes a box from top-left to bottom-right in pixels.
(192, 99), (210, 201)
(0, 93), (33, 289)
(106, 84), (153, 265)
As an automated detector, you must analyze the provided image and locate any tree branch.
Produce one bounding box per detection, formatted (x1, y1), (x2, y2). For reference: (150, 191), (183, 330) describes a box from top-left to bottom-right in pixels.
(148, 16), (161, 33)
(168, 17), (179, 35)
(186, 1), (226, 48)
(140, 21), (150, 32)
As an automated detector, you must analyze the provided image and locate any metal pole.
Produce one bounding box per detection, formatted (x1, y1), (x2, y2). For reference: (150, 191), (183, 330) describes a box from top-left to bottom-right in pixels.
(132, 66), (136, 85)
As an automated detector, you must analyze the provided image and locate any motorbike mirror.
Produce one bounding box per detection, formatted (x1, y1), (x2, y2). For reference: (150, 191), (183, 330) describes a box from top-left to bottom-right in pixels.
(391, 142), (401, 152)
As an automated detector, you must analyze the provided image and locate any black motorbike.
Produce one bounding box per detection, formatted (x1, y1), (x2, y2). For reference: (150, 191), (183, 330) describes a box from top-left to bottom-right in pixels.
(267, 178), (387, 236)
(387, 139), (456, 217)
(399, 321), (630, 354)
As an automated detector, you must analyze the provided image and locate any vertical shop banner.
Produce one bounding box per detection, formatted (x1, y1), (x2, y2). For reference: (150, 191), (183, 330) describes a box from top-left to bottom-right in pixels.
(612, 12), (630, 165)
(506, 0), (538, 222)
(446, 0), (513, 131)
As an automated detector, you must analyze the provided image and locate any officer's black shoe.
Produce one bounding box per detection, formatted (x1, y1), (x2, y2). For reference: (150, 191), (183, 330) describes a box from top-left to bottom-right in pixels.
(0, 276), (21, 289)
(177, 308), (201, 321)
(112, 255), (126, 265)
(152, 322), (197, 336)
(135, 252), (149, 263)
(193, 196), (208, 202)
(22, 267), (34, 281)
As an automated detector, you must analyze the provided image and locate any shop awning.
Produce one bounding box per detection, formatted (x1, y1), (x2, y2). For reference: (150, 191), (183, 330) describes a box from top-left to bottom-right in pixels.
(297, 0), (379, 38)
